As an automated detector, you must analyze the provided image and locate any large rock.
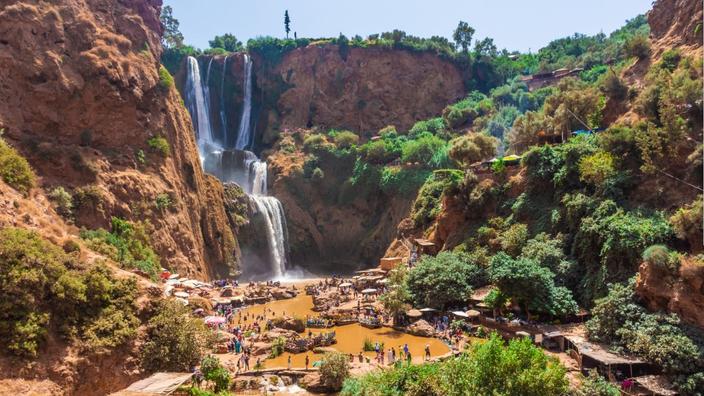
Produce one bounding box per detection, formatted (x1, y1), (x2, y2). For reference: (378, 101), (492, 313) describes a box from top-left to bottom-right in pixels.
(407, 319), (435, 337)
(300, 371), (339, 394)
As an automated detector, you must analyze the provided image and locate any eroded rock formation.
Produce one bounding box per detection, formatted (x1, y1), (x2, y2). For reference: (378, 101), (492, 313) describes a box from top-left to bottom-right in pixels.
(0, 0), (239, 279)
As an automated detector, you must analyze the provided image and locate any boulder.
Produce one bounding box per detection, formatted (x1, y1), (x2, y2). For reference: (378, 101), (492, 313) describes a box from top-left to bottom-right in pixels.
(406, 319), (435, 337)
(300, 372), (339, 394)
(272, 316), (306, 333)
(249, 341), (273, 356)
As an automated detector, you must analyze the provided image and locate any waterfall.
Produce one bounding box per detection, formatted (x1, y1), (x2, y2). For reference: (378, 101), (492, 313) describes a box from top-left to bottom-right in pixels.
(220, 55), (229, 142)
(234, 54), (254, 150)
(183, 54), (289, 279)
(250, 196), (289, 279)
(185, 56), (218, 151)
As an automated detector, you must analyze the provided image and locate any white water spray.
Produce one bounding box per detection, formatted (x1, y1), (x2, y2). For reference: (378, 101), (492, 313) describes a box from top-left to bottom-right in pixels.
(234, 54), (254, 150)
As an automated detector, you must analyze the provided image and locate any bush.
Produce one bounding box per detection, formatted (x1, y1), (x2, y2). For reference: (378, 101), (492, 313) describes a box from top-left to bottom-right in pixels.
(575, 370), (620, 396)
(147, 136), (170, 157)
(407, 251), (486, 309)
(401, 134), (446, 165)
(410, 175), (448, 227)
(155, 193), (173, 211)
(62, 239), (81, 254)
(158, 65), (174, 90)
(600, 71), (628, 100)
(579, 151), (615, 186)
(319, 352), (350, 391)
(303, 133), (328, 152)
(498, 223), (529, 257)
(669, 197), (703, 249)
(141, 299), (214, 372)
(448, 133), (498, 168)
(642, 245), (680, 273)
(333, 130), (359, 149)
(49, 186), (73, 217)
(0, 136), (35, 193)
(80, 217), (161, 278)
(200, 355), (231, 393)
(0, 229), (139, 357)
(270, 336), (286, 358)
(624, 34), (651, 59)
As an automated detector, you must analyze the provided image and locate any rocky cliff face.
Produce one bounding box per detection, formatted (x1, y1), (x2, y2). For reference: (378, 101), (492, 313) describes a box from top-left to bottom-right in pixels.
(636, 259), (704, 328)
(0, 0), (239, 279)
(648, 0), (703, 56)
(255, 45), (465, 144)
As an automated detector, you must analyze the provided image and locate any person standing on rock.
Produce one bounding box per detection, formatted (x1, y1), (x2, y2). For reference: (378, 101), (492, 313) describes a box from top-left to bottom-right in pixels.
(425, 344), (431, 361)
(305, 355), (309, 370)
(287, 355), (291, 370)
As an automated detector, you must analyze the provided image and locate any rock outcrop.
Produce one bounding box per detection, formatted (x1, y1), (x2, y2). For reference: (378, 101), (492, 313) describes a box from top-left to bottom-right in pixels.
(636, 258), (704, 328)
(648, 0), (703, 56)
(0, 0), (239, 279)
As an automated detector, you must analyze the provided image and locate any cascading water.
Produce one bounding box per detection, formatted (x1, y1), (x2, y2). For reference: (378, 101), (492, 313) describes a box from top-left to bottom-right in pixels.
(234, 54), (254, 150)
(219, 55), (229, 142)
(184, 54), (289, 279)
(185, 56), (218, 151)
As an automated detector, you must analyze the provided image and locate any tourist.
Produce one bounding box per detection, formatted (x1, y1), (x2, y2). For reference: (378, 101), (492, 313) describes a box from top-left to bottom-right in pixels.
(403, 343), (409, 357)
(425, 344), (431, 361)
(305, 355), (309, 370)
(406, 351), (412, 364)
(392, 347), (396, 362)
(287, 355), (291, 370)
(387, 348), (394, 365)
(358, 352), (364, 363)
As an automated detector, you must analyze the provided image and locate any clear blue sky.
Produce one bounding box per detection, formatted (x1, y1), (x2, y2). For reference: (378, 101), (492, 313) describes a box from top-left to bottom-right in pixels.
(164, 0), (653, 53)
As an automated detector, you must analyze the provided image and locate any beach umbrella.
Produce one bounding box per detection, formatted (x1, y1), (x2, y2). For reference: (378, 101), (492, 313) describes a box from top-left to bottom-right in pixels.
(420, 308), (437, 312)
(174, 291), (190, 299)
(466, 310), (481, 318)
(204, 316), (227, 325)
(361, 288), (377, 294)
(168, 273), (180, 280)
(376, 279), (389, 284)
(452, 311), (469, 318)
(312, 360), (323, 368)
(339, 282), (352, 287)
(406, 309), (422, 318)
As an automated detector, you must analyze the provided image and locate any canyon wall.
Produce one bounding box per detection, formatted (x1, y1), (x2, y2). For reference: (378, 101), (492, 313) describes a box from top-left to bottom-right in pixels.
(0, 0), (239, 280)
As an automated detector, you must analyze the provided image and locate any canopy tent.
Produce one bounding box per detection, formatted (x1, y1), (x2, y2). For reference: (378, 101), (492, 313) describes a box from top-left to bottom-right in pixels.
(339, 282), (353, 287)
(452, 311), (469, 318)
(406, 309), (423, 318)
(114, 372), (194, 395)
(420, 308), (437, 312)
(173, 291), (189, 299)
(168, 274), (180, 280)
(361, 288), (377, 294)
(466, 310), (481, 318)
(204, 316), (227, 325)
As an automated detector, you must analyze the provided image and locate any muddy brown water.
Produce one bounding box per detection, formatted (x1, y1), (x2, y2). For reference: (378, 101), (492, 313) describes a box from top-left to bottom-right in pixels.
(235, 284), (451, 368)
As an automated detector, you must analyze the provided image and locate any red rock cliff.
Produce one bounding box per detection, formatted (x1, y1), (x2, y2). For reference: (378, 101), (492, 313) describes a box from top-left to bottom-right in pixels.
(0, 0), (239, 279)
(255, 45), (466, 142)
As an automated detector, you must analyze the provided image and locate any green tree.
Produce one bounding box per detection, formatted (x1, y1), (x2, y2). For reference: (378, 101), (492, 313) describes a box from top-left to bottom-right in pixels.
(160, 6), (184, 49)
(407, 251), (486, 309)
(474, 37), (498, 57)
(575, 370), (620, 396)
(208, 33), (243, 52)
(379, 265), (411, 324)
(284, 10), (291, 39)
(200, 355), (231, 392)
(448, 133), (498, 168)
(490, 253), (578, 317)
(453, 21), (475, 53)
(141, 299), (215, 372)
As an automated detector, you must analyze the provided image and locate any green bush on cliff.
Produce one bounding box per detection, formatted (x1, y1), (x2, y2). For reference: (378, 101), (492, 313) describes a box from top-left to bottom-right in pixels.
(148, 135), (171, 157)
(80, 217), (161, 278)
(158, 65), (174, 90)
(0, 228), (139, 357)
(0, 135), (35, 193)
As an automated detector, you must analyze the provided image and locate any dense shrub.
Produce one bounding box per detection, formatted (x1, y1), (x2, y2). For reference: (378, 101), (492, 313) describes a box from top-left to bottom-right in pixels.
(578, 151), (615, 186)
(319, 352), (350, 391)
(0, 228), (138, 357)
(200, 355), (231, 392)
(0, 136), (35, 193)
(586, 280), (704, 382)
(642, 245), (680, 273)
(332, 130), (359, 149)
(410, 174), (451, 226)
(158, 65), (174, 90)
(490, 253), (578, 317)
(401, 134), (446, 165)
(669, 197), (703, 249)
(49, 186), (73, 217)
(80, 217), (161, 278)
(406, 251), (486, 309)
(575, 370), (620, 396)
(342, 334), (568, 396)
(303, 133), (328, 152)
(147, 136), (171, 157)
(624, 34), (651, 59)
(448, 133), (498, 168)
(141, 299), (214, 372)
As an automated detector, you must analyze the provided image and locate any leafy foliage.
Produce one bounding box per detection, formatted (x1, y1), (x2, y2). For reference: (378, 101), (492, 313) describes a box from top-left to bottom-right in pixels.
(148, 135), (171, 157)
(0, 228), (138, 357)
(0, 135), (35, 193)
(141, 299), (215, 372)
(406, 251), (486, 309)
(200, 355), (231, 392)
(209, 33), (243, 52)
(319, 352), (350, 390)
(342, 334), (568, 396)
